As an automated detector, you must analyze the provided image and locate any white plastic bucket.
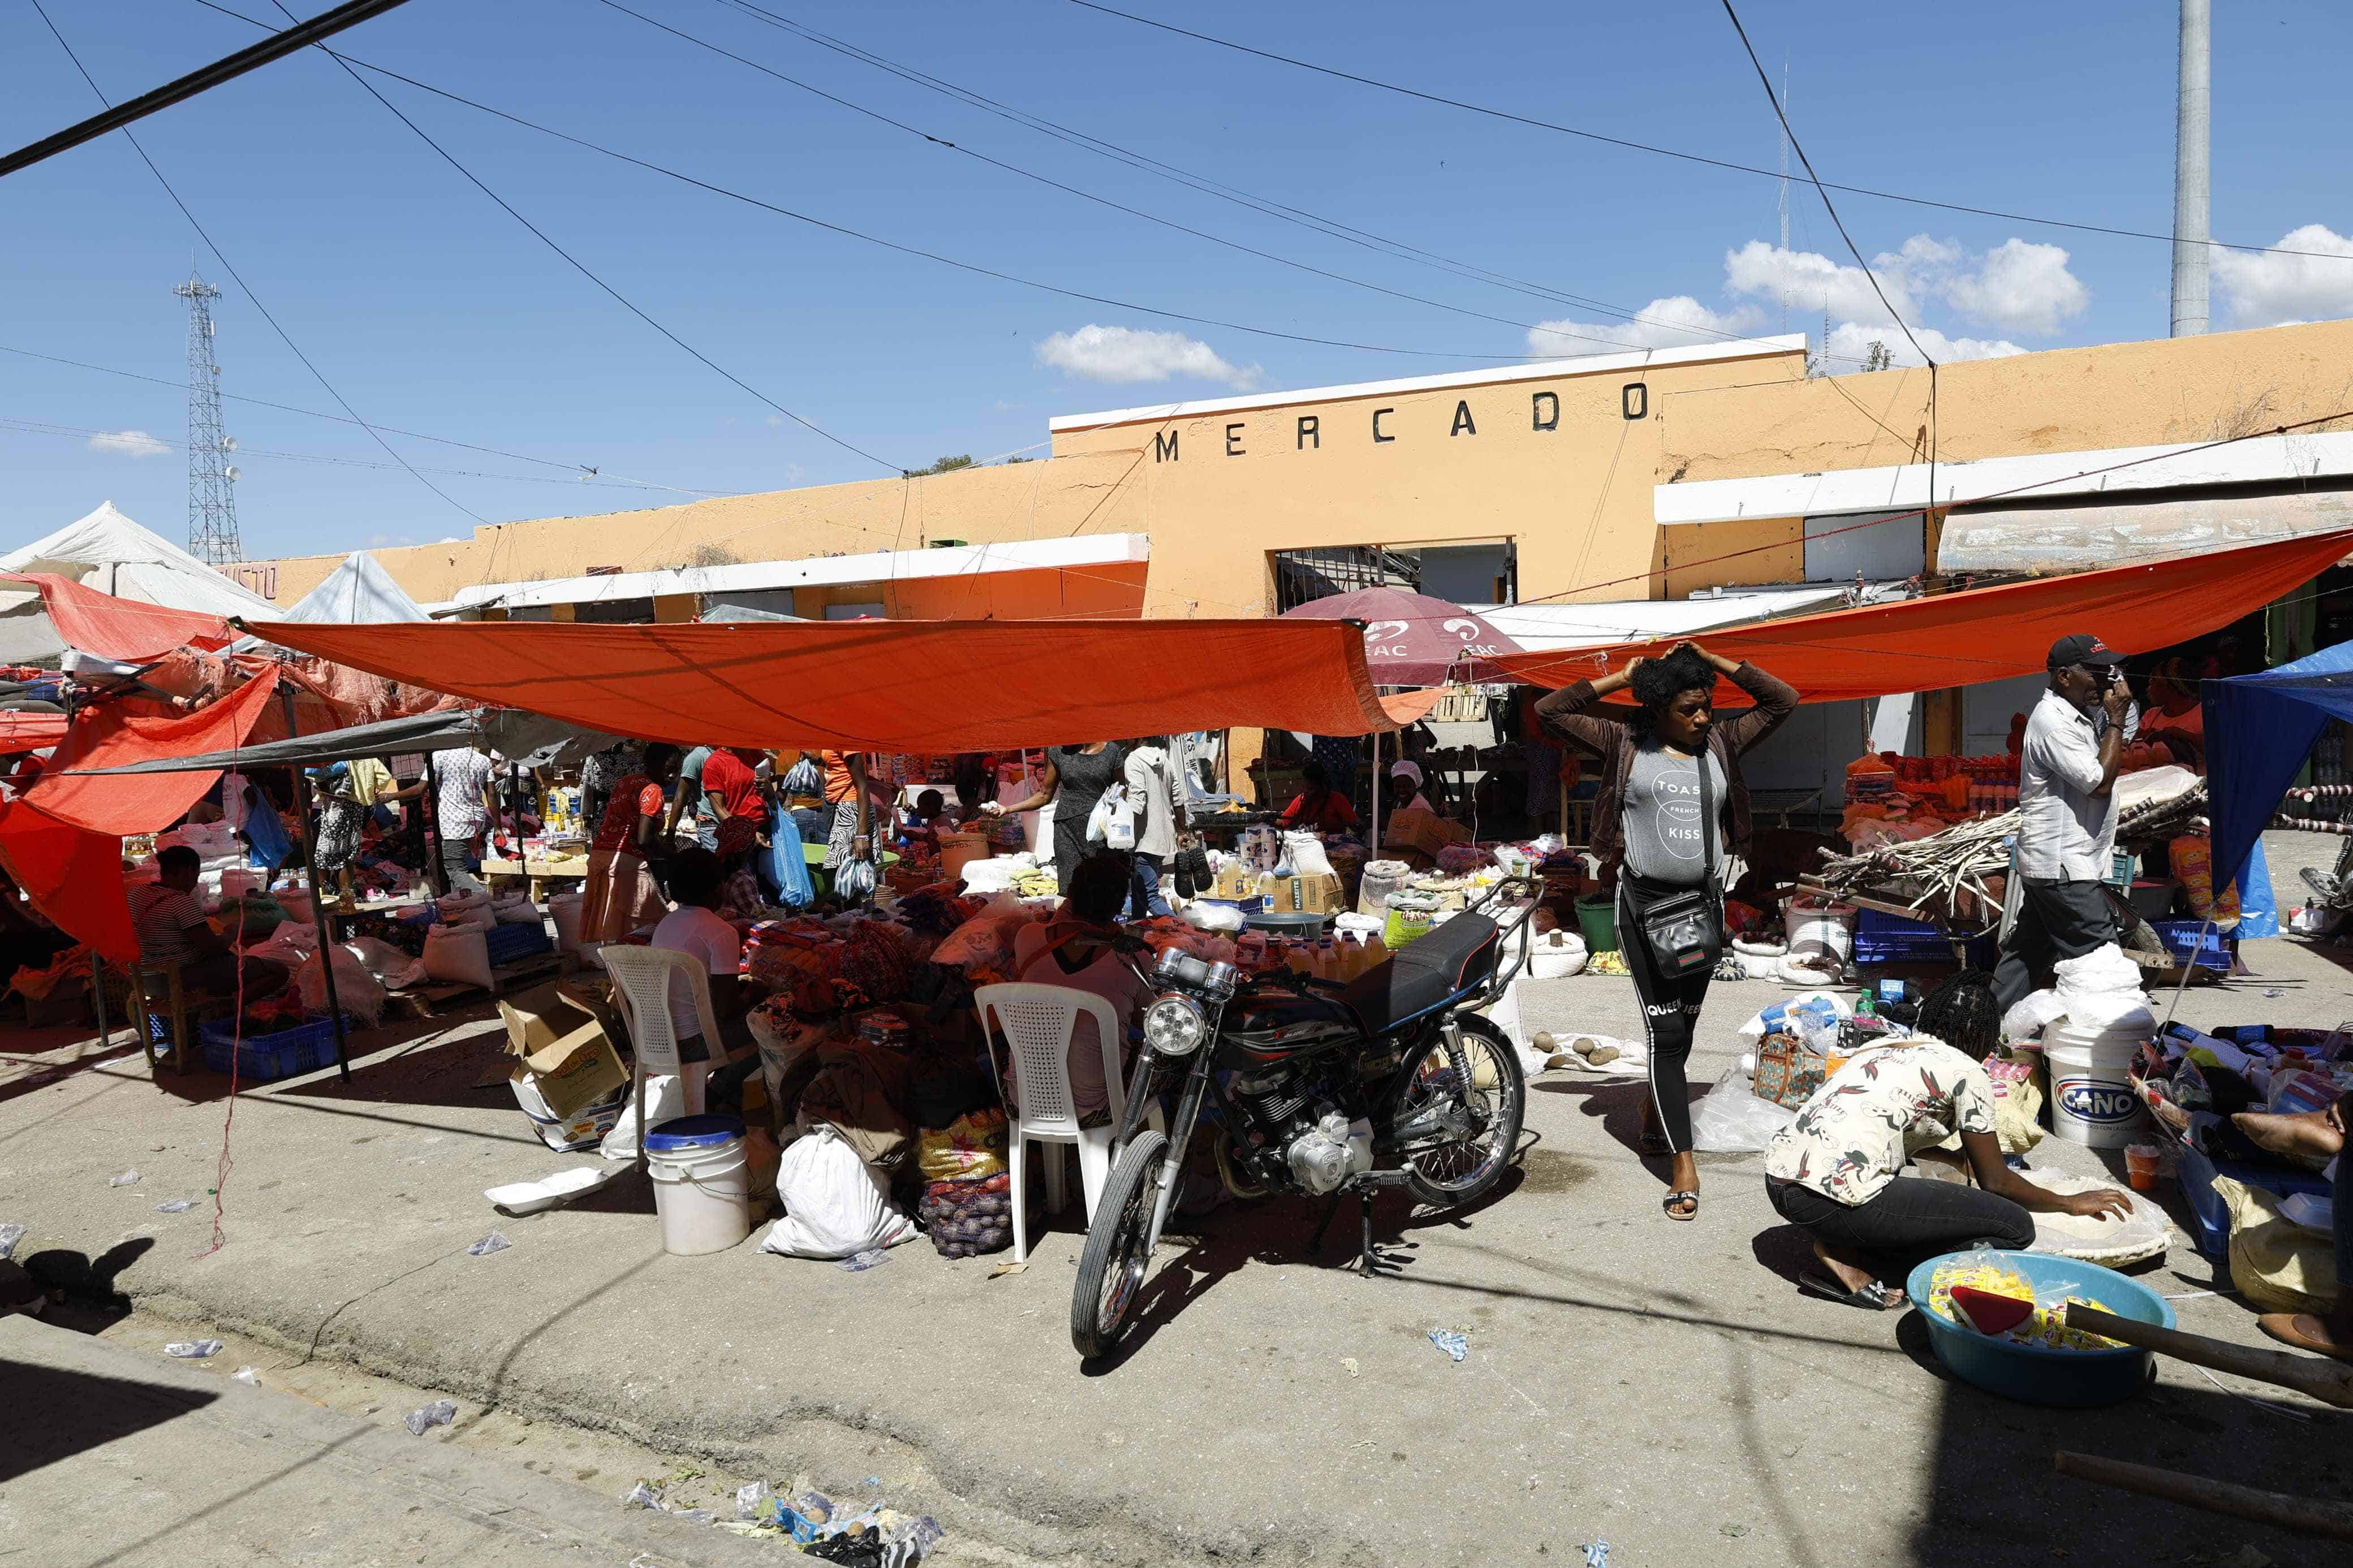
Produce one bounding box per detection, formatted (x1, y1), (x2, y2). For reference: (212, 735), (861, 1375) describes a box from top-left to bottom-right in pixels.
(2045, 1021), (2145, 1148)
(1785, 901), (1858, 966)
(549, 892), (584, 954)
(645, 1117), (751, 1255)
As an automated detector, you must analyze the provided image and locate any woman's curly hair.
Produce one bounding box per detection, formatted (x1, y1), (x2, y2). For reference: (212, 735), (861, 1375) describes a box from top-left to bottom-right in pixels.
(1628, 646), (1717, 725)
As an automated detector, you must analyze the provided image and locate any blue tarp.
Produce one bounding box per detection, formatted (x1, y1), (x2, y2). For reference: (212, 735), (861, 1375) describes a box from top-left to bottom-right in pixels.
(2203, 638), (2353, 896)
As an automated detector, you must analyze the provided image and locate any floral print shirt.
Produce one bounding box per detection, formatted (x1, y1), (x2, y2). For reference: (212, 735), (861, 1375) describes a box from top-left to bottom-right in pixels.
(1764, 1038), (1997, 1206)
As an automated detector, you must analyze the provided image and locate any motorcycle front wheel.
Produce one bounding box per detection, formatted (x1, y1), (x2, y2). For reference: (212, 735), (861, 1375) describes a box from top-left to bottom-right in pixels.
(1070, 1128), (1169, 1359)
(1397, 1013), (1525, 1208)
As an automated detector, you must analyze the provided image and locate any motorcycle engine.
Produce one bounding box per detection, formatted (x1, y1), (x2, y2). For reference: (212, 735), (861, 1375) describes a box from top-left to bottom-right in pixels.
(1283, 1108), (1374, 1196)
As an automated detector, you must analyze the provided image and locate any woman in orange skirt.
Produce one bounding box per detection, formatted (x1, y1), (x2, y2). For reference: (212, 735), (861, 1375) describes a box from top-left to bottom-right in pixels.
(581, 742), (682, 944)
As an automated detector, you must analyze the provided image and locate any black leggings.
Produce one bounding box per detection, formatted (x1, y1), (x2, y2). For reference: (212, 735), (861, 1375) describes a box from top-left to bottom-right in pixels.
(1617, 877), (1712, 1155)
(1769, 1176), (2036, 1278)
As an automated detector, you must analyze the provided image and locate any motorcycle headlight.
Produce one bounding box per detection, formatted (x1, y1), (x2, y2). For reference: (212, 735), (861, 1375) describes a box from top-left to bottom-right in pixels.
(1143, 994), (1206, 1056)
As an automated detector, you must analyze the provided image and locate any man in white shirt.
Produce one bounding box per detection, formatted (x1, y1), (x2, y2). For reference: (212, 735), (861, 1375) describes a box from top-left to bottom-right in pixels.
(648, 847), (749, 1065)
(429, 744), (500, 896)
(1993, 633), (2136, 1013)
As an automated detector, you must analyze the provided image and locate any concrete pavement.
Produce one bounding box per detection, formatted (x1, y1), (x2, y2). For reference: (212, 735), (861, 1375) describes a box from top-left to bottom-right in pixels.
(0, 1313), (813, 1568)
(4, 835), (2350, 1567)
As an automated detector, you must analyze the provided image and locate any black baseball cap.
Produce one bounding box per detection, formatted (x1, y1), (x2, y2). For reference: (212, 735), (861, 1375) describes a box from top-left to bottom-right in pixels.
(2047, 633), (2124, 670)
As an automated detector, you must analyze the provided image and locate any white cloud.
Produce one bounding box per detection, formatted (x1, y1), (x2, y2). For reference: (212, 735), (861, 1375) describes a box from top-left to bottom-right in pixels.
(1035, 325), (1262, 389)
(1937, 238), (2087, 335)
(1730, 235), (2085, 339)
(1824, 321), (2026, 368)
(764, 414), (782, 427)
(1526, 295), (1764, 357)
(87, 428), (168, 459)
(1727, 240), (1916, 327)
(2213, 224), (2353, 327)
(365, 533), (413, 547)
(785, 463), (806, 483)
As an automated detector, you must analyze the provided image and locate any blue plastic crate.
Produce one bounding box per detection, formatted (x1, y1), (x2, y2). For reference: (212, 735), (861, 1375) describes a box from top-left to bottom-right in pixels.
(482, 920), (553, 967)
(197, 1014), (358, 1081)
(1852, 909), (1995, 967)
(2152, 921), (2229, 969)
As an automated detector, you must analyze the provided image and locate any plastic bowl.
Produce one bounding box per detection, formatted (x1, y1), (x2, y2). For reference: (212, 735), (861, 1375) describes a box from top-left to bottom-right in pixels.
(1904, 1249), (2174, 1407)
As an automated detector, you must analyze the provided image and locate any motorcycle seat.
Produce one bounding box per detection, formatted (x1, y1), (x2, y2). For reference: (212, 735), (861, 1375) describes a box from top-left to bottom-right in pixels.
(1342, 913), (1501, 1036)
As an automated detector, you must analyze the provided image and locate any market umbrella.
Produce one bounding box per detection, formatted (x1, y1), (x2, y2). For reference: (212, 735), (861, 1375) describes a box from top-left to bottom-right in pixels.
(1280, 588), (1524, 840)
(1278, 586), (1524, 687)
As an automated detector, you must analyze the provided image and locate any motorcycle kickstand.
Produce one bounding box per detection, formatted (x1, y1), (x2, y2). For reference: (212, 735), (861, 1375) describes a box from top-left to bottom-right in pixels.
(1346, 1190), (1407, 1279)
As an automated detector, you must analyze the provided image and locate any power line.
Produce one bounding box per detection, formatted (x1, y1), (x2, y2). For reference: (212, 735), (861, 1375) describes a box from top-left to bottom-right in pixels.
(225, 0), (904, 485)
(0, 0), (413, 179)
(26, 1), (491, 529)
(1718, 2), (1929, 371)
(196, 1), (1561, 366)
(0, 342), (739, 498)
(601, 0), (1664, 358)
(705, 0), (1872, 365)
(1064, 0), (2353, 265)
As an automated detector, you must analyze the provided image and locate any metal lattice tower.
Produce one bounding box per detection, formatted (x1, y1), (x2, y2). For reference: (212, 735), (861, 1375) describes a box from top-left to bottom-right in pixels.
(174, 268), (242, 563)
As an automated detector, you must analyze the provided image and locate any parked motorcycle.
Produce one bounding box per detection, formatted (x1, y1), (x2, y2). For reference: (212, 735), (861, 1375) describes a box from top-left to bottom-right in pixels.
(1068, 878), (1536, 1359)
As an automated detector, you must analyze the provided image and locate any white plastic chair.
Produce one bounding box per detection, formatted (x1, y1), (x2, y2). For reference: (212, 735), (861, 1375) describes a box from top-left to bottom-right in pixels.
(597, 945), (721, 1172)
(975, 982), (1150, 1263)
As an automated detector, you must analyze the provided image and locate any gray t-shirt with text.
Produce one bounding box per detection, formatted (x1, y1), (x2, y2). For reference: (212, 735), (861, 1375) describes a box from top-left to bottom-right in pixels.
(1621, 741), (1724, 885)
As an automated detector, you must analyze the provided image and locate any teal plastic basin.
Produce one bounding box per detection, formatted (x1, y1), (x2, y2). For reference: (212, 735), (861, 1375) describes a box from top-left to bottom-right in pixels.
(1906, 1249), (2175, 1408)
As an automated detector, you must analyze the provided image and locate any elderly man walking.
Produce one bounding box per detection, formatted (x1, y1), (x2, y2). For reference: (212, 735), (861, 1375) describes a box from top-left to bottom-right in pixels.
(1993, 634), (2137, 1014)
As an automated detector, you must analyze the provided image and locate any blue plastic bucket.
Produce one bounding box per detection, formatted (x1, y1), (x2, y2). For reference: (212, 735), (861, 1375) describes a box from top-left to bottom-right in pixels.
(1906, 1250), (2174, 1407)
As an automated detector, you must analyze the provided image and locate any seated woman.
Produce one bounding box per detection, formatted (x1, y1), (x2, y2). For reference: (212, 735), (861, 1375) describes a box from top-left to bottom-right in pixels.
(647, 848), (753, 1091)
(1279, 758), (1360, 835)
(1765, 1034), (2132, 1310)
(2234, 1095), (2352, 1360)
(1003, 852), (1148, 1127)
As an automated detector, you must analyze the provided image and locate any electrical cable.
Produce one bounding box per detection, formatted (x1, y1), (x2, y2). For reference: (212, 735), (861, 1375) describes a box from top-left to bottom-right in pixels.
(599, 0), (1657, 356)
(26, 0), (492, 530)
(242, 1), (902, 489)
(1718, 0), (1929, 372)
(1065, 0), (2353, 264)
(0, 342), (733, 497)
(0, 413), (737, 491)
(708, 0), (1871, 366)
(192, 1), (1552, 366)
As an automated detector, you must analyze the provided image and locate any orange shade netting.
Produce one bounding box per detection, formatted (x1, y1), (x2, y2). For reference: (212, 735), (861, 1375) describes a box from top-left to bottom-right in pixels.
(0, 673), (279, 965)
(245, 617), (1424, 749)
(1490, 529), (2353, 702)
(0, 571), (236, 662)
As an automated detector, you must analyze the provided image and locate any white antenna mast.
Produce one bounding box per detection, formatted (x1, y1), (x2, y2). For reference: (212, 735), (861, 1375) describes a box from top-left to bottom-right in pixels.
(1778, 57), (1791, 335)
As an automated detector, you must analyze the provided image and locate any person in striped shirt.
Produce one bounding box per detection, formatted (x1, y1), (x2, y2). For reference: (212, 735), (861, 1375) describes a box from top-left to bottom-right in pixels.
(131, 846), (287, 997)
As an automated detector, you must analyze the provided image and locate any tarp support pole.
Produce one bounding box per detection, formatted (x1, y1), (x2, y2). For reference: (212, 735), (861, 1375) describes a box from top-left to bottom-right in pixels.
(281, 686), (351, 1083)
(89, 949), (108, 1049)
(422, 751), (448, 898)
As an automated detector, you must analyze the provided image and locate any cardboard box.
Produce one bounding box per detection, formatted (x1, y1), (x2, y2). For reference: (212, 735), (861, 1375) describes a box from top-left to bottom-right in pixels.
(498, 980), (628, 1120)
(1265, 872), (1343, 915)
(1382, 810), (1469, 858)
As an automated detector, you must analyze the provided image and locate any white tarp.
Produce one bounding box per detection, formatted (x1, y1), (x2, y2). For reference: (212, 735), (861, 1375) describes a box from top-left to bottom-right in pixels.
(1470, 586), (1850, 652)
(0, 502), (276, 660)
(275, 551), (428, 625)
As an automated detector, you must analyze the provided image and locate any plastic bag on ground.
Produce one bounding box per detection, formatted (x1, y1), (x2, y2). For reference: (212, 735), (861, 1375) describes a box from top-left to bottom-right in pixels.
(760, 1124), (918, 1259)
(298, 944), (386, 1026)
(599, 1074), (684, 1161)
(403, 1399), (458, 1435)
(1691, 1069), (1799, 1152)
(2001, 987), (2068, 1044)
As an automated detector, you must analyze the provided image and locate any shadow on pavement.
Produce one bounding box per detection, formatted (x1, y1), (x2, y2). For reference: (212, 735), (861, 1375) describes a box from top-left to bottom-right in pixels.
(0, 1355), (218, 1483)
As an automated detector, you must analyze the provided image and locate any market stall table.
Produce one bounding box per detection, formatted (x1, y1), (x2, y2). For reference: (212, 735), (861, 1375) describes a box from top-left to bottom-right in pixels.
(480, 848), (591, 901)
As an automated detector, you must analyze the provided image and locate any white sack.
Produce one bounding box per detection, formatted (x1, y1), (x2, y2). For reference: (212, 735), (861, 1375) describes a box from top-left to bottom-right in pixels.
(760, 1125), (917, 1259)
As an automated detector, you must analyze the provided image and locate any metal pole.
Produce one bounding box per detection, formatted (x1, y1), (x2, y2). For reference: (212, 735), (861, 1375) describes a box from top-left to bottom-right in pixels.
(421, 751), (448, 897)
(279, 688), (351, 1082)
(2170, 0), (2211, 338)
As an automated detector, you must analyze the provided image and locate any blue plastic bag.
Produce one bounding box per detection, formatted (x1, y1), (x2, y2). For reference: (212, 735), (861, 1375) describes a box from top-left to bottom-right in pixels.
(766, 806), (815, 909)
(243, 800), (292, 870)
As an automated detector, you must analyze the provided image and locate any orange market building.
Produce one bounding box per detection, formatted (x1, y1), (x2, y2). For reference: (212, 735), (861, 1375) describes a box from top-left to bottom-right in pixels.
(238, 320), (2353, 797)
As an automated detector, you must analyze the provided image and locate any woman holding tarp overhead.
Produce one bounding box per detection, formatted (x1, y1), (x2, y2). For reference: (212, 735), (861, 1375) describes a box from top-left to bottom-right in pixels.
(1534, 640), (1798, 1224)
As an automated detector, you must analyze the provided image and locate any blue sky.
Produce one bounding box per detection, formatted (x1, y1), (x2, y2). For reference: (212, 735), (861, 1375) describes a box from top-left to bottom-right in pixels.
(3, 0), (2350, 560)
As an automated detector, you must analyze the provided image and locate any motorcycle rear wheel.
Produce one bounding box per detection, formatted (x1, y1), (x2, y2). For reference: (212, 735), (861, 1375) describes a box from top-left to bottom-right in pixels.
(1070, 1129), (1169, 1359)
(1397, 1013), (1525, 1208)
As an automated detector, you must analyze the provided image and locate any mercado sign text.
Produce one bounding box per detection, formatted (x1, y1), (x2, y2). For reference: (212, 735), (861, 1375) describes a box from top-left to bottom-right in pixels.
(1149, 386), (1639, 462)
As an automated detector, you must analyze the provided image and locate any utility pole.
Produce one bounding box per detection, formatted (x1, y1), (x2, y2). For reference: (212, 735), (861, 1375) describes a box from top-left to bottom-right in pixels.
(2170, 0), (2211, 337)
(175, 267), (242, 564)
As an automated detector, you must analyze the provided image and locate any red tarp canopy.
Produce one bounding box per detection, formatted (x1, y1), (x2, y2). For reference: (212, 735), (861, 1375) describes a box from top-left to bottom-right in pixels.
(1279, 587), (1525, 686)
(0, 571), (236, 662)
(0, 673), (279, 965)
(1490, 530), (2353, 702)
(0, 712), (70, 751)
(243, 617), (1424, 749)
